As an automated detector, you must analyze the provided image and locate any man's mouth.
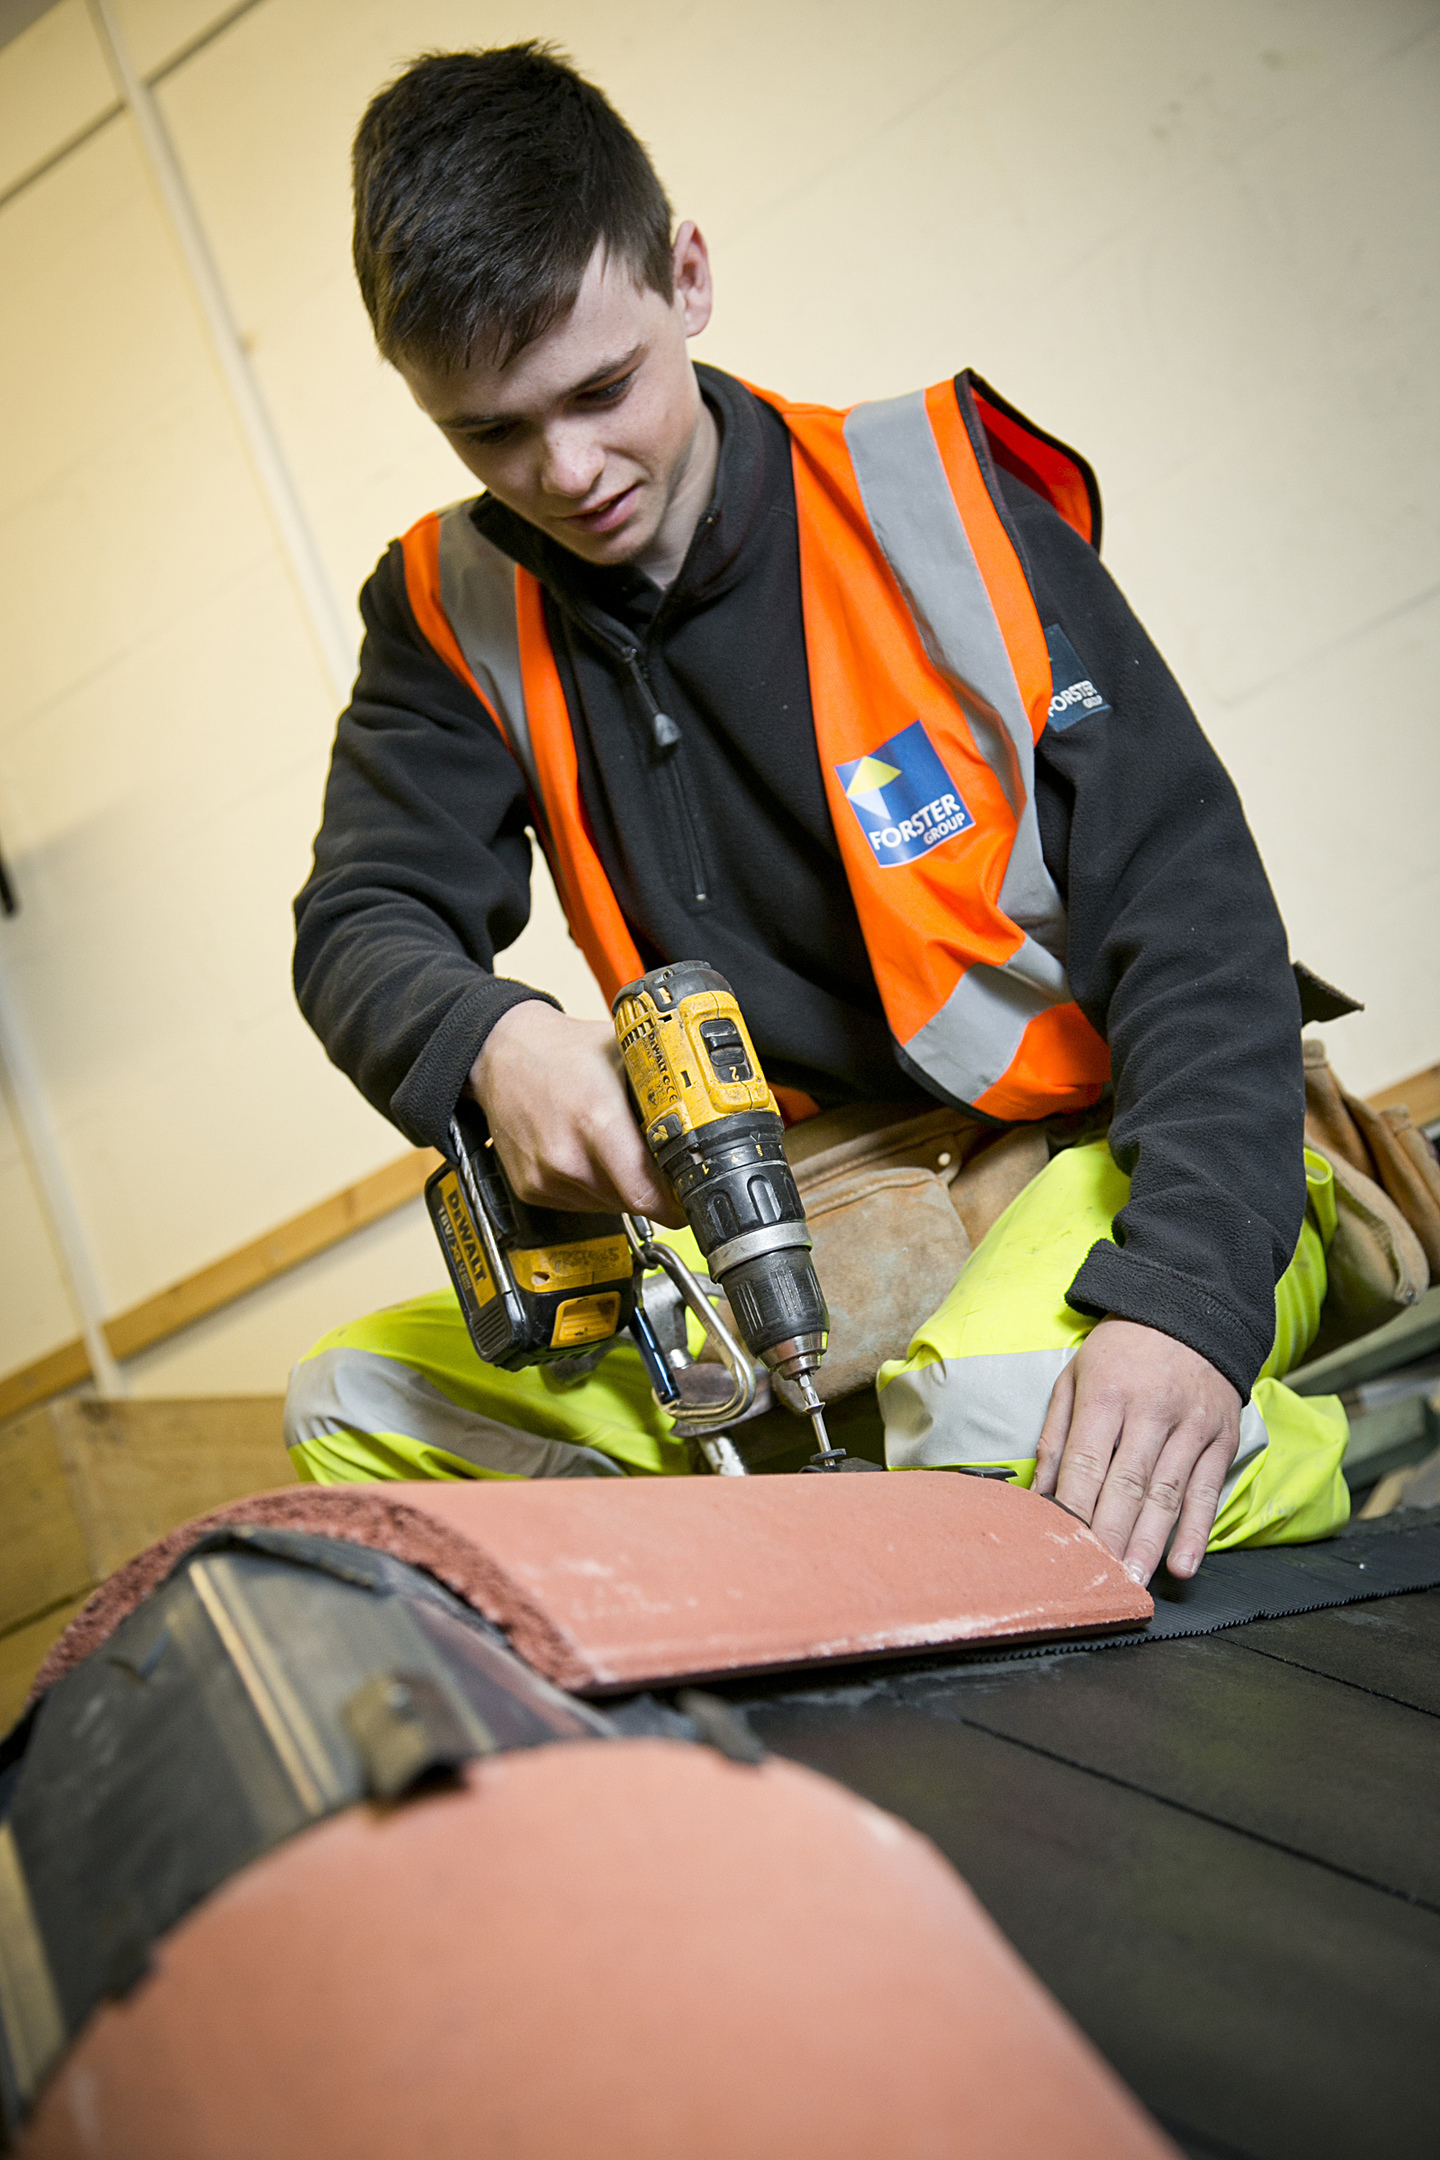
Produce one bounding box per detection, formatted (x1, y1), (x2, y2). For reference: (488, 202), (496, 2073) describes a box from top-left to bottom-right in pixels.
(561, 481), (641, 536)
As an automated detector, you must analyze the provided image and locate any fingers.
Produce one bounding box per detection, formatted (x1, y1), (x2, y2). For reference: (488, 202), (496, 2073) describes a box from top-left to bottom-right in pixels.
(1103, 1425), (1233, 1585)
(471, 1005), (685, 1225)
(1097, 1424), (1200, 1584)
(1032, 1358), (1077, 1497)
(1047, 1355), (1129, 1532)
(1038, 1320), (1241, 1585)
(496, 1105), (679, 1223)
(1053, 1393), (1139, 1551)
(579, 1109), (684, 1225)
(1166, 1436), (1233, 1579)
(1082, 1375), (1184, 1575)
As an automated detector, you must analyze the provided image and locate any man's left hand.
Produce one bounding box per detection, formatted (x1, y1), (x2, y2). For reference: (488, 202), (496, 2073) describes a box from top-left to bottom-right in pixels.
(1032, 1318), (1241, 1585)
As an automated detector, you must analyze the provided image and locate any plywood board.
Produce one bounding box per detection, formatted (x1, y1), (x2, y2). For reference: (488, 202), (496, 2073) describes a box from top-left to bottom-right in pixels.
(0, 1397), (293, 1699)
(0, 1407), (91, 1633)
(48, 1397), (294, 1581)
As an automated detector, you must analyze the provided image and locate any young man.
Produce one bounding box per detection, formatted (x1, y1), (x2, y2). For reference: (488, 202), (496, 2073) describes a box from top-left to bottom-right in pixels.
(288, 43), (1348, 1585)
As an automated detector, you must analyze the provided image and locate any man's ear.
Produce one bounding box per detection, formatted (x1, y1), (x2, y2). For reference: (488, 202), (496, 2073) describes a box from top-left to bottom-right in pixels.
(672, 220), (714, 339)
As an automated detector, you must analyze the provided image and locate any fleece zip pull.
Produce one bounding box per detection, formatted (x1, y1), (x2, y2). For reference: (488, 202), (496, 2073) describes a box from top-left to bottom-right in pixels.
(622, 650), (682, 754)
(620, 645), (710, 907)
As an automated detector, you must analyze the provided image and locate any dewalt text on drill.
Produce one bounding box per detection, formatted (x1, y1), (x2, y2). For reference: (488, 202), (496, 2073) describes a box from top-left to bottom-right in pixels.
(424, 962), (839, 1468)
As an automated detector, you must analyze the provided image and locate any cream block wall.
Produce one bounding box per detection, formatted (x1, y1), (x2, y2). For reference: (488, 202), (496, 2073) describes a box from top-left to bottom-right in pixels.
(0, 1078), (75, 1358)
(0, 0), (114, 196)
(0, 0), (1435, 1399)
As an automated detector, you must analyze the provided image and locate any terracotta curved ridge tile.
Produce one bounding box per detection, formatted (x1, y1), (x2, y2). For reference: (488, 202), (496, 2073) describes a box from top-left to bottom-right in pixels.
(28, 1474), (1150, 1705)
(21, 1740), (1175, 2160)
(403, 1472), (1154, 1689)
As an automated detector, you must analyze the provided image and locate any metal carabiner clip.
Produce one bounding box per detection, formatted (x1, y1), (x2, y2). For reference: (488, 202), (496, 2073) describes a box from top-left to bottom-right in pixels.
(622, 1215), (757, 1474)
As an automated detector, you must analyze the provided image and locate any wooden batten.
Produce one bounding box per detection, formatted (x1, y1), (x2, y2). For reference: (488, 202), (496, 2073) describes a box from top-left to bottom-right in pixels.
(1367, 1062), (1440, 1130)
(104, 1149), (441, 1362)
(0, 1149), (440, 1424)
(2, 1341), (92, 1421)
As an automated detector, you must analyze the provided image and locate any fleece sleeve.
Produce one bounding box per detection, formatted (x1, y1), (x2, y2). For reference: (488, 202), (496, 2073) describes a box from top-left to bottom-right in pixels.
(292, 542), (559, 1150)
(1006, 483), (1306, 1398)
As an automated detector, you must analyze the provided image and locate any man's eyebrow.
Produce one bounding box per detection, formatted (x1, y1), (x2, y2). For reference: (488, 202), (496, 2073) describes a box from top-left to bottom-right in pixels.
(438, 345), (645, 431)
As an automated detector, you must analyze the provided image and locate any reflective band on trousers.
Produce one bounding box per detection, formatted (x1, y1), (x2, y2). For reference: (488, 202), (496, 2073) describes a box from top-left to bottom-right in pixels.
(881, 1343), (1271, 1505)
(285, 1346), (624, 1480)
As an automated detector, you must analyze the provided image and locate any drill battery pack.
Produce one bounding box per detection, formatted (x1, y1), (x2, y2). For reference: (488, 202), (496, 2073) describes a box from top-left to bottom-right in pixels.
(425, 1104), (637, 1372)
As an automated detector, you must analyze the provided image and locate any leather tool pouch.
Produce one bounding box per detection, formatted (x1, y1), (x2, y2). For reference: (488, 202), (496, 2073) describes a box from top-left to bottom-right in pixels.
(767, 1103), (1052, 1406)
(1302, 1039), (1436, 1357)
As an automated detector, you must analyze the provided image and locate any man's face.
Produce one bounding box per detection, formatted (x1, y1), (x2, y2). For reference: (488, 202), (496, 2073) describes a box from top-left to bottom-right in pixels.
(399, 226), (714, 572)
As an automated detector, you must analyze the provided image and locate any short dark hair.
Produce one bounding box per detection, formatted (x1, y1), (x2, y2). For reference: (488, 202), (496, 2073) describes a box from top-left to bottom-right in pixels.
(352, 42), (675, 373)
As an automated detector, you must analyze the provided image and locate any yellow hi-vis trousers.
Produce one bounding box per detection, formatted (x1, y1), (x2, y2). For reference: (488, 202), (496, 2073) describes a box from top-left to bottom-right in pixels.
(877, 1141), (1349, 1548)
(284, 1143), (1349, 1550)
(284, 1231), (707, 1486)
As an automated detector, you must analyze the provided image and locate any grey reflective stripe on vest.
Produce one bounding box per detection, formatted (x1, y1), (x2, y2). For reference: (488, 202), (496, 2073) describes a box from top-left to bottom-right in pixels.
(907, 936), (1071, 1109)
(434, 503), (541, 804)
(843, 391), (1073, 1104)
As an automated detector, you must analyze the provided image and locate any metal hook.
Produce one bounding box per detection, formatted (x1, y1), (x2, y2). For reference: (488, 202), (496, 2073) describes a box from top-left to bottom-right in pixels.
(621, 1215), (758, 1431)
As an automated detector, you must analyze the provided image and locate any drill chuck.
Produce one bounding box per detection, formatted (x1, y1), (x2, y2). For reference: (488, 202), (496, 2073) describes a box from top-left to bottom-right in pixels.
(714, 1252), (827, 1383)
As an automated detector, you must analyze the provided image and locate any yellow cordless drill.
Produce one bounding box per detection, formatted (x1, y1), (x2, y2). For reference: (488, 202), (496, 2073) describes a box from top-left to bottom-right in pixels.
(611, 963), (835, 1458)
(424, 961), (838, 1467)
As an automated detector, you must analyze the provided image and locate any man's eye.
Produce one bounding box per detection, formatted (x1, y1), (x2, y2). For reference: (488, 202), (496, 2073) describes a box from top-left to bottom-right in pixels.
(584, 373), (634, 406)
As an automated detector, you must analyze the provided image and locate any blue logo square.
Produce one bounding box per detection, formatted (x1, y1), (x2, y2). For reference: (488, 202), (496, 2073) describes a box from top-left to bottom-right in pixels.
(834, 720), (975, 868)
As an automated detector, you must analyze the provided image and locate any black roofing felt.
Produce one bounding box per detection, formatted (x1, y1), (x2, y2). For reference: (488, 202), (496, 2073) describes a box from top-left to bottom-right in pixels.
(967, 1508), (1440, 1660)
(726, 1510), (1440, 2160)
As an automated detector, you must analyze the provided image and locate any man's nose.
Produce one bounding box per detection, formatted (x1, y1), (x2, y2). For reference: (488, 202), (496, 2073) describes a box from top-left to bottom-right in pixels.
(538, 425), (606, 502)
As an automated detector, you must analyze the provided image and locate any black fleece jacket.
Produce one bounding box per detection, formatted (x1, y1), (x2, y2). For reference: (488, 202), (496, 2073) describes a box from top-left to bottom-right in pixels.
(294, 365), (1306, 1397)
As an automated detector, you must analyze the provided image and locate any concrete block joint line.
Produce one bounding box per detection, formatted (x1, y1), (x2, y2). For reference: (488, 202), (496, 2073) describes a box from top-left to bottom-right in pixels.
(83, 0), (355, 706)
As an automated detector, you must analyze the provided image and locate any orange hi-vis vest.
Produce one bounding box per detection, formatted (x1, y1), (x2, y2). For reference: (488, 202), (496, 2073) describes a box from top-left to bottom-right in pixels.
(400, 372), (1113, 1125)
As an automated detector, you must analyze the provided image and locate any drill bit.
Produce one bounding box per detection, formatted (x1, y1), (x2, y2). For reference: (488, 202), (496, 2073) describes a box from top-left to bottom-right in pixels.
(800, 1376), (830, 1452)
(797, 1372), (845, 1468)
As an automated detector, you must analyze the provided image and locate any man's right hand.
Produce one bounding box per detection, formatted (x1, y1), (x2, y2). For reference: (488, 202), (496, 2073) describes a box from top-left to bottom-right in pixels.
(469, 1001), (683, 1225)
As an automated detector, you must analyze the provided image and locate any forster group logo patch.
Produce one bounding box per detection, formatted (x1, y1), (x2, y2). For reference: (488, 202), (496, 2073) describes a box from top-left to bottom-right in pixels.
(1044, 624), (1112, 732)
(835, 720), (974, 868)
